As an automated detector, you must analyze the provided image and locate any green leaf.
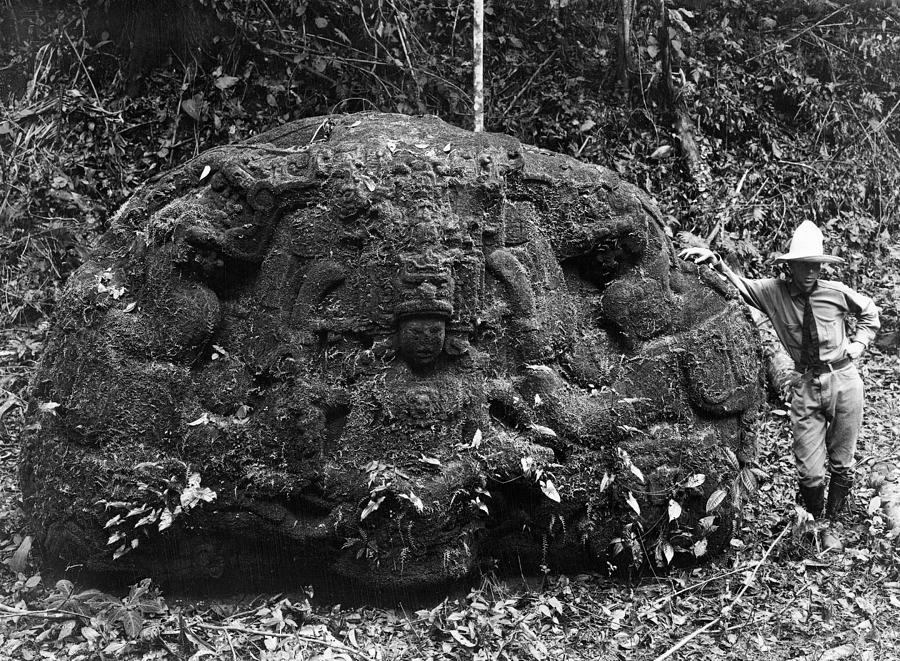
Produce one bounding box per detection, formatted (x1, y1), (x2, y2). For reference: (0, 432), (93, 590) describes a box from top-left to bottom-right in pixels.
(10, 535), (32, 573)
(530, 423), (557, 438)
(698, 515), (716, 531)
(738, 467), (758, 494)
(399, 492), (425, 512)
(706, 488), (728, 512)
(693, 538), (708, 558)
(121, 609), (143, 639)
(540, 479), (561, 503)
(125, 504), (151, 518)
(685, 473), (706, 489)
(104, 514), (123, 529)
(625, 491), (641, 515)
(668, 499), (682, 521)
(214, 75), (240, 90)
(180, 99), (200, 122)
(657, 541), (674, 566)
(158, 508), (174, 532)
(418, 454), (442, 467)
(180, 472), (217, 510)
(133, 509), (160, 528)
(650, 145), (672, 159)
(721, 447), (739, 470)
(599, 472), (614, 492)
(58, 619), (77, 641)
(629, 463), (645, 484)
(868, 496), (882, 515)
(360, 496), (385, 521)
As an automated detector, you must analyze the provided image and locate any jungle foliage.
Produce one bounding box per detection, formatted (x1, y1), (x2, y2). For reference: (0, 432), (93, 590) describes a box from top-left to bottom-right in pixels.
(2, 0), (900, 328)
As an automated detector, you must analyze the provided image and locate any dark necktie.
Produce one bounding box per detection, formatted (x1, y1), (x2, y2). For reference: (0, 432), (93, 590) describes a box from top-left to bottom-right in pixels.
(801, 294), (820, 366)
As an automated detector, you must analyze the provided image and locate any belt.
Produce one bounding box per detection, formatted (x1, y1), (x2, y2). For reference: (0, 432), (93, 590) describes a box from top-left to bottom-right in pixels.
(796, 355), (852, 375)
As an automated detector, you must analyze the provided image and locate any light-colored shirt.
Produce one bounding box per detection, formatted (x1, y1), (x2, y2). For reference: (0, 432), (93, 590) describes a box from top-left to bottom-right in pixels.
(737, 277), (880, 366)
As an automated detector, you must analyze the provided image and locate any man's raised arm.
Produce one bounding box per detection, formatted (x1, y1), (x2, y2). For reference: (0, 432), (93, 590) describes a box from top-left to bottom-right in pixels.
(678, 247), (755, 305)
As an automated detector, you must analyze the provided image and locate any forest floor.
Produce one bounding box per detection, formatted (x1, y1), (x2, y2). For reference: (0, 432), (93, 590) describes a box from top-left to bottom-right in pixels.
(1, 287), (899, 661)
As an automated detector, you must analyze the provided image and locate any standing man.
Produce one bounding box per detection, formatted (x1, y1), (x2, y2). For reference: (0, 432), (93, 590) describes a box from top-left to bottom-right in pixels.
(681, 221), (880, 550)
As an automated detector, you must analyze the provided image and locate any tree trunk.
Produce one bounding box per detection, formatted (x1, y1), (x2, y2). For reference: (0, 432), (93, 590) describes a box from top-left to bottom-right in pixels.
(95, 0), (236, 93)
(615, 0), (634, 93)
(657, 0), (704, 183)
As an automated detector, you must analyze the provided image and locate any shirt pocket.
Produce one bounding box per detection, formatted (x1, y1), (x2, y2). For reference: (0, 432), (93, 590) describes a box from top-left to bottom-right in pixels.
(820, 318), (843, 352)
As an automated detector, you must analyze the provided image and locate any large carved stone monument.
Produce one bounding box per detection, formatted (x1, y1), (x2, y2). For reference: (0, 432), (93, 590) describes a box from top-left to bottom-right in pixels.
(22, 113), (764, 595)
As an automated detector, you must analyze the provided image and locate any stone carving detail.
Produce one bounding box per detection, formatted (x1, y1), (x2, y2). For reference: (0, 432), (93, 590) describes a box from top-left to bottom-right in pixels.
(22, 113), (764, 595)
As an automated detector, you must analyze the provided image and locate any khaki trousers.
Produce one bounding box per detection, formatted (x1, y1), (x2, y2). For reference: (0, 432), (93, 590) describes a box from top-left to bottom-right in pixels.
(791, 363), (863, 488)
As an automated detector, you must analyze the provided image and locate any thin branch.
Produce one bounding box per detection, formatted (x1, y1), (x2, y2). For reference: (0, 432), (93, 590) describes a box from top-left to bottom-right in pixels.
(652, 520), (790, 661)
(62, 29), (101, 106)
(258, 0), (287, 41)
(500, 51), (556, 120)
(747, 7), (847, 63)
(192, 622), (370, 661)
(0, 603), (87, 621)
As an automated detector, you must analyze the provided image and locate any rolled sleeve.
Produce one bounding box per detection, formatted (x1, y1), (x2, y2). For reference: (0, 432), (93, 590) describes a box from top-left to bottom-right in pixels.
(736, 276), (780, 316)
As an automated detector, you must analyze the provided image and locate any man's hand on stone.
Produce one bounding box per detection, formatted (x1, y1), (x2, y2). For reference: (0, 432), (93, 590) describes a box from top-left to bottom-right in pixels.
(678, 247), (720, 267)
(847, 341), (866, 360)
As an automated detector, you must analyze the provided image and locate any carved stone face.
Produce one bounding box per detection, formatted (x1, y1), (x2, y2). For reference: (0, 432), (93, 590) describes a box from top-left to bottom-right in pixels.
(22, 113), (764, 597)
(398, 316), (446, 367)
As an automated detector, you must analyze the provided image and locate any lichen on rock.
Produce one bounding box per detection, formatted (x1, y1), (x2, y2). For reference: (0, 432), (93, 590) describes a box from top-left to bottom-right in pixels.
(21, 112), (765, 595)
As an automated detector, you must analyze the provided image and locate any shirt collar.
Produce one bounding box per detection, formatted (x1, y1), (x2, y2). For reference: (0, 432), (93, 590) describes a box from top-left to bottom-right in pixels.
(788, 279), (818, 299)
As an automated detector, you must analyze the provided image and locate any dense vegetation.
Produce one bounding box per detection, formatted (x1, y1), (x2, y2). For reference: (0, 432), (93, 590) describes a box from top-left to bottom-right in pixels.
(3, 0), (900, 325)
(1, 1), (899, 659)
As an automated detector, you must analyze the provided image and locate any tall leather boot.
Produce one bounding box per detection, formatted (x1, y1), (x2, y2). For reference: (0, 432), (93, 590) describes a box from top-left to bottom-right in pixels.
(798, 483), (825, 519)
(821, 473), (852, 552)
(826, 473), (853, 520)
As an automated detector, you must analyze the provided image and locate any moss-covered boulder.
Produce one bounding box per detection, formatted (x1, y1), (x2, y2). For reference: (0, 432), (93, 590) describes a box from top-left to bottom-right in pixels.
(21, 113), (764, 595)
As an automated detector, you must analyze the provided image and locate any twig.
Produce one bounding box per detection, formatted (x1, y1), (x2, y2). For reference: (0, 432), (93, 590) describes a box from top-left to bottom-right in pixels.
(707, 167), (750, 246)
(169, 67), (191, 167)
(387, 0), (421, 101)
(192, 622), (370, 660)
(652, 520), (790, 661)
(864, 95), (900, 143)
(26, 44), (52, 103)
(649, 565), (752, 610)
(777, 160), (822, 174)
(258, 0), (287, 41)
(501, 51), (556, 119)
(747, 7), (846, 63)
(225, 629), (238, 661)
(0, 603), (86, 620)
(308, 117), (332, 144)
(62, 29), (101, 106)
(720, 584), (806, 634)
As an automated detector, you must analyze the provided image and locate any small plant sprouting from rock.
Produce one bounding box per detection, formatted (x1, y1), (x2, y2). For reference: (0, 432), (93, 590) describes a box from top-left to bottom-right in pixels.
(101, 466), (216, 560)
(520, 455), (561, 504)
(359, 460), (425, 522)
